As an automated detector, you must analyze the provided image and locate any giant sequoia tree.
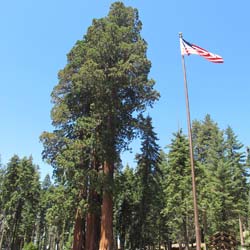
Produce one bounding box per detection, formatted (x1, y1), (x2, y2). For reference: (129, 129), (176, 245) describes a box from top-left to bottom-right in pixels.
(40, 2), (159, 250)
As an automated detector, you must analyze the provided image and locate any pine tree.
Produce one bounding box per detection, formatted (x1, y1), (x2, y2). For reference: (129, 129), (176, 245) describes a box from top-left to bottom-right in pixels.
(1, 155), (40, 250)
(207, 157), (236, 231)
(225, 126), (248, 215)
(162, 130), (193, 250)
(0, 160), (6, 250)
(42, 174), (52, 191)
(114, 165), (138, 250)
(0, 159), (5, 211)
(45, 184), (76, 250)
(192, 116), (248, 239)
(158, 150), (172, 250)
(18, 157), (40, 248)
(37, 174), (53, 250)
(246, 147), (250, 231)
(1, 155), (22, 249)
(135, 116), (161, 250)
(192, 115), (225, 239)
(224, 126), (249, 236)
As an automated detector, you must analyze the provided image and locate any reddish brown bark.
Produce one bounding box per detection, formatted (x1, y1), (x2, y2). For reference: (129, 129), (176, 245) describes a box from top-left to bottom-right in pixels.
(85, 190), (100, 250)
(99, 161), (113, 250)
(85, 210), (100, 250)
(73, 208), (85, 250)
(86, 212), (94, 250)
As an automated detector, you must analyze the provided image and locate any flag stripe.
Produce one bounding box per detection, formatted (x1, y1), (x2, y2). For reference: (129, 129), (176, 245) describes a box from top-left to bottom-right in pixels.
(180, 38), (224, 63)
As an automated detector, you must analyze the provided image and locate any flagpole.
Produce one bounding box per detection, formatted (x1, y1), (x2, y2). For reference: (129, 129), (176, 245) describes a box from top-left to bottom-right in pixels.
(179, 32), (201, 250)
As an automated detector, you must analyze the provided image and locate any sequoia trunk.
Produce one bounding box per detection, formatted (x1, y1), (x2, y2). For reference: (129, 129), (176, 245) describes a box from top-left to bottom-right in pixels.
(99, 161), (113, 250)
(73, 207), (85, 250)
(86, 190), (100, 250)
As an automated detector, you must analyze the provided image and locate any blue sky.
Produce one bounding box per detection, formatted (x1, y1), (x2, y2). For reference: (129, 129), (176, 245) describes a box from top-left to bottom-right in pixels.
(1, 1), (250, 180)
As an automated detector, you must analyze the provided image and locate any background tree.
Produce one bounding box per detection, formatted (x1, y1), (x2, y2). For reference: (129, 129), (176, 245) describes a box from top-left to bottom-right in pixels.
(224, 126), (248, 218)
(114, 165), (139, 250)
(135, 116), (161, 250)
(158, 150), (172, 250)
(1, 155), (40, 250)
(0, 159), (6, 250)
(192, 115), (249, 241)
(45, 184), (76, 250)
(0, 115), (249, 249)
(18, 157), (40, 246)
(192, 115), (225, 239)
(36, 174), (54, 250)
(162, 130), (193, 250)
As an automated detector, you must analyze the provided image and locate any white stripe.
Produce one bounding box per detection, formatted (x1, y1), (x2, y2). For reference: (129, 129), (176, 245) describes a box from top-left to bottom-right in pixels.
(180, 38), (198, 55)
(180, 38), (223, 62)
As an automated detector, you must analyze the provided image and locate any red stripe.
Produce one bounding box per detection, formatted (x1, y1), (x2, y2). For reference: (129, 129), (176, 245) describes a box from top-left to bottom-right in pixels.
(182, 38), (223, 63)
(192, 44), (223, 63)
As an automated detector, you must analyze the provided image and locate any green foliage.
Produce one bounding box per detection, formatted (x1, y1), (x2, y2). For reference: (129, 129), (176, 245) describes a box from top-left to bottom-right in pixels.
(224, 126), (248, 216)
(64, 232), (73, 250)
(159, 115), (249, 246)
(113, 116), (165, 250)
(1, 114), (249, 250)
(0, 155), (40, 249)
(135, 116), (161, 249)
(192, 115), (248, 240)
(42, 174), (52, 190)
(40, 2), (159, 249)
(114, 165), (139, 250)
(0, 163), (5, 208)
(40, 1), (159, 177)
(45, 185), (77, 227)
(162, 130), (193, 247)
(22, 242), (38, 250)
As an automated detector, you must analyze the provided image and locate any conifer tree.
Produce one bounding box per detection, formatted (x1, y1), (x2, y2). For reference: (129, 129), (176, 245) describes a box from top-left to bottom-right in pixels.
(37, 174), (53, 250)
(192, 116), (248, 239)
(42, 174), (52, 191)
(192, 115), (225, 239)
(158, 150), (172, 250)
(135, 116), (161, 250)
(0, 160), (5, 210)
(0, 160), (6, 250)
(40, 2), (159, 249)
(225, 126), (248, 214)
(114, 165), (138, 250)
(162, 130), (193, 250)
(18, 157), (40, 246)
(224, 126), (249, 235)
(1, 155), (40, 250)
(45, 184), (75, 250)
(1, 155), (22, 249)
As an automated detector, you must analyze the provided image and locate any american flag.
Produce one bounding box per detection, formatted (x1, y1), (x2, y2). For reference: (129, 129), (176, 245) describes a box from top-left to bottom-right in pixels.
(180, 37), (224, 63)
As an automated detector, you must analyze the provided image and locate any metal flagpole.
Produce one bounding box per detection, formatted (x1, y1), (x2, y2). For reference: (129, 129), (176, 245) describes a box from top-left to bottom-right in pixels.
(179, 32), (201, 250)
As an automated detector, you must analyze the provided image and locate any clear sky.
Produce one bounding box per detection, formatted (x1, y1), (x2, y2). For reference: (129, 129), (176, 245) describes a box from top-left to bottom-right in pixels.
(1, 0), (250, 180)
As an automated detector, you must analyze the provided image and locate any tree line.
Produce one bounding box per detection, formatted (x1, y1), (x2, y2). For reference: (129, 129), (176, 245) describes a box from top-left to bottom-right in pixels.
(0, 115), (249, 250)
(0, 2), (249, 250)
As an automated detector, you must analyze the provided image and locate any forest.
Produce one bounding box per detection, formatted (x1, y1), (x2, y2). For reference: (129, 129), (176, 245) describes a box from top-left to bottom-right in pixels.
(0, 2), (249, 250)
